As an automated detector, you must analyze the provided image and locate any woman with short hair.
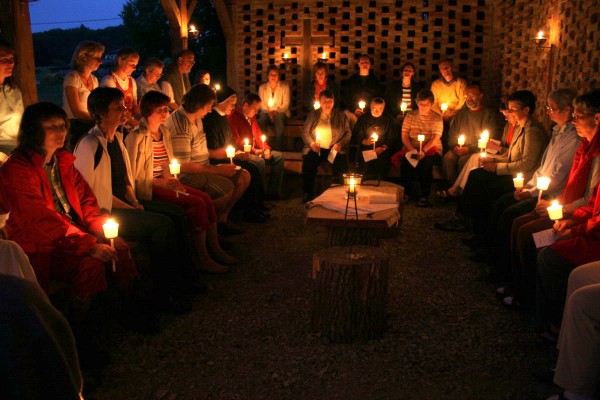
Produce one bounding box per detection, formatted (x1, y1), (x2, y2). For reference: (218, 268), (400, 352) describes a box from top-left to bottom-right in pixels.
(0, 39), (24, 153)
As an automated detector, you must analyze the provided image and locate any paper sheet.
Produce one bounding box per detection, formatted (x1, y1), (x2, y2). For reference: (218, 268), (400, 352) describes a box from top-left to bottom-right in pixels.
(405, 150), (419, 168)
(327, 149), (338, 163)
(532, 228), (557, 248)
(362, 150), (378, 162)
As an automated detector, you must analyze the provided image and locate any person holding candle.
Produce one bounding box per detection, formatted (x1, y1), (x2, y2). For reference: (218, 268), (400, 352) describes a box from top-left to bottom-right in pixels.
(351, 97), (397, 180)
(136, 58), (178, 111)
(257, 65), (290, 150)
(388, 62), (422, 123)
(301, 89), (352, 202)
(430, 59), (467, 122)
(228, 93), (286, 200)
(160, 49), (195, 107)
(305, 62), (340, 113)
(440, 85), (499, 187)
(395, 89), (443, 207)
(341, 54), (382, 126)
(125, 90), (237, 273)
(0, 39), (23, 155)
(75, 87), (197, 314)
(204, 87), (271, 222)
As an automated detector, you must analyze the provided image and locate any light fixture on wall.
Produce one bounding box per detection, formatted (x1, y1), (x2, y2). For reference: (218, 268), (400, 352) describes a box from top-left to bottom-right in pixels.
(282, 52), (292, 64)
(189, 25), (199, 39)
(319, 51), (329, 62)
(533, 31), (551, 49)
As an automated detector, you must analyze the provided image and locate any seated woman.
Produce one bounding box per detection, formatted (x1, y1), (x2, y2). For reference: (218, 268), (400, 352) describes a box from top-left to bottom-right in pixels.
(74, 87), (198, 314)
(63, 40), (104, 150)
(136, 57), (178, 111)
(0, 39), (24, 154)
(125, 90), (236, 272)
(0, 102), (137, 319)
(396, 89), (443, 207)
(305, 61), (340, 112)
(301, 89), (352, 202)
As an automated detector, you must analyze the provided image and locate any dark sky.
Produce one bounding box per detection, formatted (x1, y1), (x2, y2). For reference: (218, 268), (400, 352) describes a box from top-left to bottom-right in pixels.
(29, 0), (126, 33)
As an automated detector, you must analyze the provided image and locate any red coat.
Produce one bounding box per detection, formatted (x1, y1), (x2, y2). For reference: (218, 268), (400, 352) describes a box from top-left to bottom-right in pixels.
(552, 181), (600, 265)
(227, 107), (270, 153)
(0, 149), (107, 256)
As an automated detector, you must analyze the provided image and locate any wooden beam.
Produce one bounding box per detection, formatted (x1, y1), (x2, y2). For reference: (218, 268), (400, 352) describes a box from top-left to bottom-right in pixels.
(0, 0), (37, 106)
(210, 0), (237, 89)
(161, 0), (187, 54)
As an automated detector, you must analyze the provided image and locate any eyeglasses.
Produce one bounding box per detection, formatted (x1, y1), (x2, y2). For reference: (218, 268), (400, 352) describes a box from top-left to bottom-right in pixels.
(572, 113), (593, 122)
(0, 57), (15, 65)
(545, 105), (556, 113)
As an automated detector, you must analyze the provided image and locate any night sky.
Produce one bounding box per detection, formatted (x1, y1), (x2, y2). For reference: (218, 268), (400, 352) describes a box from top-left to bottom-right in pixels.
(29, 0), (127, 33)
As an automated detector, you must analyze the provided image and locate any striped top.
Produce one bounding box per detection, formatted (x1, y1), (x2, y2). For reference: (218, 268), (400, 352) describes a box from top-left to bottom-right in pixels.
(165, 108), (210, 167)
(401, 87), (413, 111)
(152, 139), (169, 178)
(402, 110), (444, 155)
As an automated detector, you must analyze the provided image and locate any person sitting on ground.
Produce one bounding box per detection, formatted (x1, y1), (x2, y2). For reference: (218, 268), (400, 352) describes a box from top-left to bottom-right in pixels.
(394, 89), (443, 207)
(75, 87), (196, 315)
(0, 39), (24, 154)
(228, 92), (286, 200)
(306, 61), (340, 112)
(388, 62), (422, 123)
(165, 84), (250, 235)
(435, 90), (548, 234)
(544, 261), (600, 400)
(100, 47), (142, 129)
(440, 84), (499, 187)
(125, 91), (237, 273)
(204, 87), (270, 223)
(351, 97), (396, 180)
(258, 65), (290, 151)
(301, 89), (351, 202)
(136, 57), (178, 111)
(161, 49), (195, 107)
(341, 54), (382, 126)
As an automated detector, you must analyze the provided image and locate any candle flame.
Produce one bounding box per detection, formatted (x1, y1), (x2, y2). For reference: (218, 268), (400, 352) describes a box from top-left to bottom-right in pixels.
(358, 100), (366, 110)
(244, 138), (249, 145)
(536, 31), (544, 39)
(441, 103), (448, 112)
(261, 134), (266, 142)
(400, 102), (408, 112)
(517, 173), (523, 179)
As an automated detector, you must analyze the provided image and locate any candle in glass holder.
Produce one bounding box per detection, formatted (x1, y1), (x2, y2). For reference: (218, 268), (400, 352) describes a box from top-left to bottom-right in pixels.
(169, 159), (180, 176)
(314, 100), (321, 110)
(371, 133), (379, 150)
(225, 145), (236, 164)
(536, 31), (545, 40)
(243, 138), (251, 153)
(400, 102), (408, 113)
(478, 131), (489, 150)
(547, 200), (563, 221)
(479, 151), (487, 167)
(349, 177), (356, 194)
(440, 103), (448, 113)
(102, 218), (119, 272)
(358, 100), (366, 112)
(457, 134), (465, 147)
(267, 97), (275, 109)
(513, 172), (524, 189)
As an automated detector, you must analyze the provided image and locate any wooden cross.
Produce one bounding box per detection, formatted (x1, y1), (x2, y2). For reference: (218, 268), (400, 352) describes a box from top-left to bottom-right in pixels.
(283, 19), (333, 88)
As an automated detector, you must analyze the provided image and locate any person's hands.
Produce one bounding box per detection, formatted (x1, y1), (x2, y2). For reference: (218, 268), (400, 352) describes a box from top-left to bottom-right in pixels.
(132, 201), (144, 210)
(375, 147), (384, 156)
(481, 160), (497, 172)
(554, 219), (576, 232)
(453, 146), (470, 157)
(89, 243), (117, 262)
(417, 150), (425, 160)
(254, 148), (264, 157)
(268, 111), (277, 122)
(310, 143), (321, 153)
(213, 163), (237, 177)
(442, 110), (455, 122)
(535, 199), (551, 216)
(165, 177), (185, 192)
(354, 109), (364, 117)
(514, 188), (532, 201)
(362, 138), (375, 146)
(331, 143), (342, 152)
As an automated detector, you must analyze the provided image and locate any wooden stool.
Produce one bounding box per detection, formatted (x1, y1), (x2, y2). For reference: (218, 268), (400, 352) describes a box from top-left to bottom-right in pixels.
(311, 246), (389, 343)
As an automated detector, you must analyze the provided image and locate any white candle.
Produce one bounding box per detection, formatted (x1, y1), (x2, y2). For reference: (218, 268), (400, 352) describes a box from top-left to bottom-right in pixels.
(315, 131), (321, 146)
(371, 133), (379, 150)
(267, 97), (275, 109)
(358, 100), (366, 112)
(547, 200), (563, 221)
(458, 134), (465, 147)
(102, 218), (119, 273)
(321, 52), (327, 60)
(349, 177), (356, 194)
(537, 176), (551, 191)
(440, 103), (448, 113)
(243, 138), (251, 153)
(314, 100), (321, 110)
(169, 159), (180, 176)
(417, 134), (425, 153)
(282, 53), (289, 60)
(478, 131), (489, 150)
(513, 173), (524, 189)
(261, 134), (266, 152)
(536, 31), (545, 39)
(400, 102), (408, 112)
(226, 145), (236, 164)
(214, 83), (221, 91)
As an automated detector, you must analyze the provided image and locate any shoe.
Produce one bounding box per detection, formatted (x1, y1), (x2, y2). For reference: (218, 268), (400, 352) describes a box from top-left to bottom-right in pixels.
(502, 296), (524, 310)
(434, 216), (469, 232)
(218, 221), (245, 235)
(417, 197), (430, 207)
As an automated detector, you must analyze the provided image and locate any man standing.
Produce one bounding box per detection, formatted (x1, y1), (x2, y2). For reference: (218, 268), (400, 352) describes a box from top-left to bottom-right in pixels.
(341, 54), (382, 126)
(442, 85), (499, 185)
(161, 50), (195, 107)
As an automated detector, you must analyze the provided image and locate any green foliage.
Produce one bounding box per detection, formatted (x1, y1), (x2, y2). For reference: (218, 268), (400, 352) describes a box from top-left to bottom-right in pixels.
(120, 0), (171, 60)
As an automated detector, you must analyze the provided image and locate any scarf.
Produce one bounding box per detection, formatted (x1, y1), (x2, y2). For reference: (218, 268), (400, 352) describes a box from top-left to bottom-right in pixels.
(560, 125), (600, 204)
(314, 79), (328, 101)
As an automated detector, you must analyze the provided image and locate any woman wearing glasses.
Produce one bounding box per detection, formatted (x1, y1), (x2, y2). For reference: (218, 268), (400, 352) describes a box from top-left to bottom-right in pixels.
(62, 40), (105, 149)
(0, 39), (24, 154)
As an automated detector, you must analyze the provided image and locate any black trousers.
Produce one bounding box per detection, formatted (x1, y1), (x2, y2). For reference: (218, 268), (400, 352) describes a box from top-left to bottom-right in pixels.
(302, 148), (348, 196)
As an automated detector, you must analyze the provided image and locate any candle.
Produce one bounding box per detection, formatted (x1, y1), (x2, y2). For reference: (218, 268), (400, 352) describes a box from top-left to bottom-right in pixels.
(479, 151), (487, 167)
(440, 103), (448, 113)
(102, 218), (119, 273)
(481, 130), (489, 141)
(547, 200), (563, 221)
(169, 159), (180, 176)
(321, 52), (327, 60)
(268, 97), (275, 109)
(214, 83), (221, 91)
(400, 102), (408, 113)
(314, 100), (321, 110)
(315, 131), (321, 146)
(513, 172), (524, 189)
(478, 131), (489, 150)
(536, 30), (545, 39)
(537, 176), (551, 191)
(358, 100), (366, 112)
(371, 133), (379, 150)
(458, 134), (465, 147)
(226, 145), (236, 164)
(282, 52), (289, 60)
(349, 177), (356, 194)
(417, 134), (425, 154)
(261, 134), (266, 152)
(243, 138), (251, 153)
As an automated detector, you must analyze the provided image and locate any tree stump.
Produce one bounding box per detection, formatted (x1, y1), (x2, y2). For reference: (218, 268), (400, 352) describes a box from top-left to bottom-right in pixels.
(311, 246), (389, 343)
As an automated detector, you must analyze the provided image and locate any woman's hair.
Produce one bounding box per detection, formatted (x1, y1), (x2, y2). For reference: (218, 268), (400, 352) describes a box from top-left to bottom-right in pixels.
(416, 89), (434, 103)
(87, 87), (124, 124)
(70, 41), (105, 72)
(0, 39), (16, 87)
(266, 65), (280, 75)
(140, 90), (171, 119)
(507, 90), (537, 114)
(16, 102), (68, 156)
(243, 93), (261, 105)
(182, 84), (217, 113)
(313, 61), (327, 76)
(143, 58), (164, 71)
(574, 90), (600, 115)
(400, 62), (416, 75)
(194, 69), (210, 84)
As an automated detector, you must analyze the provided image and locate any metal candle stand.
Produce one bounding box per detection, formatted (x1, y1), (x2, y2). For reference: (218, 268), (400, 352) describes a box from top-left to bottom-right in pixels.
(344, 189), (359, 222)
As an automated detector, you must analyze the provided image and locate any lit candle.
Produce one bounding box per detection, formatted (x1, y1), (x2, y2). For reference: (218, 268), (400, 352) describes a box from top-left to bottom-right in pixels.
(214, 83), (221, 91)
(102, 218), (119, 272)
(321, 52), (327, 60)
(547, 200), (563, 221)
(513, 172), (524, 189)
(358, 100), (366, 112)
(169, 159), (180, 176)
(458, 134), (465, 147)
(537, 176), (551, 201)
(268, 97), (275, 109)
(243, 138), (251, 153)
(440, 103), (448, 114)
(315, 131), (321, 146)
(478, 130), (489, 150)
(417, 134), (425, 154)
(400, 102), (408, 113)
(536, 30), (545, 39)
(261, 134), (266, 152)
(349, 177), (356, 194)
(226, 145), (236, 164)
(371, 133), (379, 150)
(282, 52), (289, 60)
(314, 100), (321, 110)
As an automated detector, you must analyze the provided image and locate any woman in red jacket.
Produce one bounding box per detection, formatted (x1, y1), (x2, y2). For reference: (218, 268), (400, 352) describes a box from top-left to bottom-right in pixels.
(0, 102), (137, 305)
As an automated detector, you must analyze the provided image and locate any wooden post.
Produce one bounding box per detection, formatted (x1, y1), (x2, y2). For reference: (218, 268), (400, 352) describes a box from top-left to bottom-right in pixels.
(0, 0), (38, 106)
(161, 0), (199, 56)
(311, 246), (389, 343)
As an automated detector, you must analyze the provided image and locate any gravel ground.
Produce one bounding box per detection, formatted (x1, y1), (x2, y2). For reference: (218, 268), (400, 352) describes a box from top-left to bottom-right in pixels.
(89, 179), (558, 400)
